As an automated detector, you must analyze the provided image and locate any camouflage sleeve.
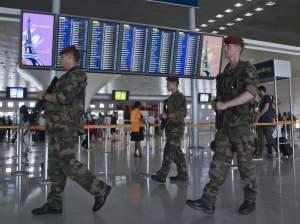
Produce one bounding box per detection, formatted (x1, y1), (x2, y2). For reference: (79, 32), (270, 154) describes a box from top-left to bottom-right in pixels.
(174, 94), (187, 121)
(242, 62), (257, 96)
(215, 75), (221, 100)
(56, 69), (87, 105)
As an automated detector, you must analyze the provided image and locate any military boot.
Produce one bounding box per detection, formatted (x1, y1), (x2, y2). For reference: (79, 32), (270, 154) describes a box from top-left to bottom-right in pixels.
(169, 175), (188, 182)
(238, 200), (256, 215)
(32, 204), (62, 215)
(186, 198), (215, 215)
(151, 174), (166, 183)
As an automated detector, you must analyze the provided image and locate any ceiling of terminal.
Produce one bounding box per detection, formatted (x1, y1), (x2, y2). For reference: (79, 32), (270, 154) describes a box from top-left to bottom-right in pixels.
(0, 0), (299, 99)
(1, 0), (299, 46)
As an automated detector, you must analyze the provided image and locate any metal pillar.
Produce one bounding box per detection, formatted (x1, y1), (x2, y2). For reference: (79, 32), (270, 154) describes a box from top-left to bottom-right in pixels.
(288, 77), (295, 154)
(12, 128), (29, 175)
(274, 77), (281, 160)
(52, 0), (61, 14)
(189, 7), (199, 149)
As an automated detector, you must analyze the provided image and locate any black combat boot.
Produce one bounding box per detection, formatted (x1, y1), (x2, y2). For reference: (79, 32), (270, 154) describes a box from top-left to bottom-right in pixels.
(238, 200), (256, 215)
(93, 185), (112, 212)
(169, 175), (188, 182)
(186, 198), (215, 215)
(32, 203), (62, 215)
(151, 174), (166, 183)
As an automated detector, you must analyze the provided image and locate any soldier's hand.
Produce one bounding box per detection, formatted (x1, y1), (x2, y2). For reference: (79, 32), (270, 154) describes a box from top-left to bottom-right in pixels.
(168, 114), (176, 119)
(211, 100), (217, 110)
(37, 91), (46, 100)
(216, 102), (228, 111)
(161, 113), (167, 119)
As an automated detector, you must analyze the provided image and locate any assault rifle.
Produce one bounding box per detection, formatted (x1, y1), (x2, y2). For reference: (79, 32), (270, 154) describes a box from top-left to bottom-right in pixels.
(30, 77), (58, 124)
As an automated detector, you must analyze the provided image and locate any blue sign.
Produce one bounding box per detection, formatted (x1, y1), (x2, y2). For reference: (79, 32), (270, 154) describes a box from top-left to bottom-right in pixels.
(255, 60), (275, 80)
(148, 28), (175, 74)
(120, 24), (149, 73)
(56, 16), (89, 69)
(174, 31), (201, 76)
(149, 0), (198, 7)
(89, 20), (120, 71)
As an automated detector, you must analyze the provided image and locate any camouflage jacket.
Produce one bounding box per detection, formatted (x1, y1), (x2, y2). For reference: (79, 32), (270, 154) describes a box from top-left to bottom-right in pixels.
(44, 66), (87, 133)
(165, 90), (187, 136)
(216, 60), (257, 128)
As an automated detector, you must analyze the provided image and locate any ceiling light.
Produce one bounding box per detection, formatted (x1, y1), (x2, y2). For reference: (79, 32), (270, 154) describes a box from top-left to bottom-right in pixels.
(226, 22), (235, 26)
(216, 14), (224, 18)
(224, 8), (234, 13)
(211, 31), (219, 34)
(208, 19), (216, 23)
(200, 24), (208, 28)
(266, 1), (276, 6)
(235, 17), (244, 22)
(255, 7), (264, 11)
(195, 28), (201, 31)
(219, 27), (226, 30)
(234, 3), (243, 7)
(244, 12), (253, 16)
(245, 0), (253, 1)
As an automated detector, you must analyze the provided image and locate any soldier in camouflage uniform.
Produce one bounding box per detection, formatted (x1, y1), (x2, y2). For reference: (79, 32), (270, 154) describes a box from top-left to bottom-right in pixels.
(32, 45), (111, 215)
(186, 36), (257, 215)
(151, 76), (188, 183)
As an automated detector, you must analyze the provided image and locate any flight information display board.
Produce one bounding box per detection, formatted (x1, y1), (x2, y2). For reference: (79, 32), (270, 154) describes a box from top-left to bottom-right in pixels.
(56, 16), (89, 69)
(119, 24), (149, 73)
(88, 20), (120, 72)
(174, 31), (201, 77)
(147, 27), (175, 75)
(148, 0), (198, 7)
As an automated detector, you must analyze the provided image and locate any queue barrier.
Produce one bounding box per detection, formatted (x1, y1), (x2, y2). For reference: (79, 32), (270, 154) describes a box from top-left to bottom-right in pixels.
(0, 120), (298, 179)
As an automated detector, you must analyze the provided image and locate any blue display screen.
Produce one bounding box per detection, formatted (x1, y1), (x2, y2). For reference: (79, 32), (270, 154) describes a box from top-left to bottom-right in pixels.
(89, 20), (120, 71)
(119, 24), (149, 73)
(149, 0), (198, 7)
(174, 31), (201, 76)
(56, 16), (89, 69)
(148, 28), (175, 75)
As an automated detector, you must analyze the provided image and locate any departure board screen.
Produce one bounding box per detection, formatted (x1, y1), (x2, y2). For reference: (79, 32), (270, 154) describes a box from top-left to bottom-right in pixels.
(56, 16), (89, 69)
(89, 20), (120, 72)
(119, 24), (149, 73)
(148, 28), (175, 75)
(174, 31), (201, 76)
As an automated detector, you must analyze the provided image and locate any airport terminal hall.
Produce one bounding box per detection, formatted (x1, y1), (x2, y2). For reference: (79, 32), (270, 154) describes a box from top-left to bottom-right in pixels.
(1, 0), (300, 223)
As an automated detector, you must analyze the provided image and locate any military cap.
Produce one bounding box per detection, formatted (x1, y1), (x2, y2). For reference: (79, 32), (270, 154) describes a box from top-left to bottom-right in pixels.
(224, 36), (244, 46)
(59, 45), (78, 55)
(166, 76), (179, 82)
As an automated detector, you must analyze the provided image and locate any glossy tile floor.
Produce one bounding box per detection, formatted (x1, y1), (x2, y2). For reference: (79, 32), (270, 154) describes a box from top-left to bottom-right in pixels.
(1, 132), (300, 224)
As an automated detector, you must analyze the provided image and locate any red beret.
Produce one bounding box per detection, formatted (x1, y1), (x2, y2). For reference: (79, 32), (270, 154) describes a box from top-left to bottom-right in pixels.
(59, 45), (78, 55)
(166, 76), (179, 82)
(224, 36), (244, 46)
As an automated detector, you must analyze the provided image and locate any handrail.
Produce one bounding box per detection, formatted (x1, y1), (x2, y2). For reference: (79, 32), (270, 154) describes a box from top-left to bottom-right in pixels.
(0, 120), (298, 130)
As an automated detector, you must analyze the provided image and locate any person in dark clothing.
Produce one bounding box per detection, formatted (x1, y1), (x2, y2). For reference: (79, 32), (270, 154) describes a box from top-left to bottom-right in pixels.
(111, 112), (117, 142)
(6, 116), (13, 142)
(255, 86), (278, 158)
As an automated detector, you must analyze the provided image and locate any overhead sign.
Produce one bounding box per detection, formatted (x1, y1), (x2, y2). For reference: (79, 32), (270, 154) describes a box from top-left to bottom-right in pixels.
(19, 10), (225, 80)
(255, 60), (275, 80)
(56, 16), (89, 69)
(255, 59), (291, 80)
(89, 20), (120, 72)
(148, 0), (198, 7)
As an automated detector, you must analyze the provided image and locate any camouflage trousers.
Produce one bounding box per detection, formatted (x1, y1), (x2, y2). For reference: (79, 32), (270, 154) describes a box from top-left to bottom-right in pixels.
(157, 133), (188, 179)
(202, 125), (257, 206)
(46, 121), (107, 208)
